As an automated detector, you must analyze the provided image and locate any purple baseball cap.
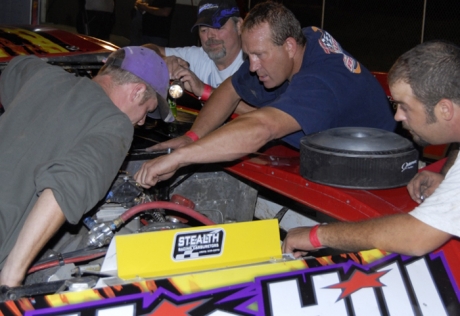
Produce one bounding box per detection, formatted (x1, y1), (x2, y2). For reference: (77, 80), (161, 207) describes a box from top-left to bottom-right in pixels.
(191, 0), (240, 31)
(106, 46), (174, 122)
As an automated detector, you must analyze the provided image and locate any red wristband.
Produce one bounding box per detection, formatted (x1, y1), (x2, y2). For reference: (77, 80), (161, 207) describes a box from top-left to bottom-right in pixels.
(185, 130), (199, 142)
(309, 224), (322, 248)
(199, 84), (212, 101)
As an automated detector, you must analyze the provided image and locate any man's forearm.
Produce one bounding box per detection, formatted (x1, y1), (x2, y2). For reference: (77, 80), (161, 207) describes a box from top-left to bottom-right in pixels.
(141, 43), (166, 58)
(144, 6), (172, 17)
(134, 106), (302, 188)
(190, 77), (241, 138)
(0, 189), (66, 286)
(179, 105), (302, 166)
(317, 214), (451, 256)
(177, 115), (274, 165)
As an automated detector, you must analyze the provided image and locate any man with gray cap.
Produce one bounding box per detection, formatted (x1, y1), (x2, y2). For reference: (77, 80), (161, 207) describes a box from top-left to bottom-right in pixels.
(147, 0), (244, 102)
(0, 46), (170, 286)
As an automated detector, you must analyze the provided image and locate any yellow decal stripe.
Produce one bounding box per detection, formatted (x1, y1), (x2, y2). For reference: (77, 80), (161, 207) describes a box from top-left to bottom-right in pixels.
(0, 27), (69, 58)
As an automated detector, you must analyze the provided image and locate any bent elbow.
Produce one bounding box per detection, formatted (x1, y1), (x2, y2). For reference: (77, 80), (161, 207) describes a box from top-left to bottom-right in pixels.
(405, 248), (431, 257)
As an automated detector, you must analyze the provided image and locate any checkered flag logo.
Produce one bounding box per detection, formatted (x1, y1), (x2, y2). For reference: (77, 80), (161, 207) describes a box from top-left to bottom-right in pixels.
(174, 250), (200, 260)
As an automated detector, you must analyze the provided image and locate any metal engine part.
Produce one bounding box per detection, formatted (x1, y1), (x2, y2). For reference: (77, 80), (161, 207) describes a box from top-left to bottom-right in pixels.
(86, 222), (114, 248)
(106, 175), (151, 207)
(20, 166), (259, 298)
(170, 170), (258, 223)
(139, 221), (189, 232)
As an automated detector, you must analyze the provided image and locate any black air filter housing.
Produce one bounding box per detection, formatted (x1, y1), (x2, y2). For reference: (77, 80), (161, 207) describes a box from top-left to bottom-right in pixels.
(300, 127), (419, 189)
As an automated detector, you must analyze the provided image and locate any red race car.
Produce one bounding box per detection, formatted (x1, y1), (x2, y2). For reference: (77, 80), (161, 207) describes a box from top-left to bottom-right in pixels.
(0, 25), (458, 316)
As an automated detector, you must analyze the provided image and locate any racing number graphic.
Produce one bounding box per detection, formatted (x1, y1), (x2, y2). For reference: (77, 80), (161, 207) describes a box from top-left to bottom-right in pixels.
(7, 253), (458, 316)
(262, 255), (456, 315)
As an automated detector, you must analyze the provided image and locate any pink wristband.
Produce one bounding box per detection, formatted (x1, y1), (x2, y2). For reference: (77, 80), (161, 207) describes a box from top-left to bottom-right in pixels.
(309, 225), (322, 248)
(199, 84), (212, 101)
(185, 130), (199, 142)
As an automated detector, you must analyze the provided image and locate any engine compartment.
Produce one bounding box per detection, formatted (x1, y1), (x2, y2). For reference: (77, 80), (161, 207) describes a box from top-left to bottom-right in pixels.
(0, 115), (324, 302)
(0, 55), (421, 303)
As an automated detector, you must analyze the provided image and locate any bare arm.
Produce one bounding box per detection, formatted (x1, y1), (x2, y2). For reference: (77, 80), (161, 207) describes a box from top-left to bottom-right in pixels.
(135, 2), (172, 17)
(135, 105), (301, 187)
(0, 189), (66, 286)
(152, 53), (212, 100)
(141, 43), (166, 58)
(234, 101), (257, 115)
(147, 77), (241, 151)
(190, 77), (242, 137)
(282, 214), (451, 258)
(141, 45), (205, 97)
(169, 62), (211, 98)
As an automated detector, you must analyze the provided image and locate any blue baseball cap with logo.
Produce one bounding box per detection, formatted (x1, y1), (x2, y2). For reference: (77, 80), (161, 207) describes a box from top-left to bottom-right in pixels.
(191, 0), (240, 31)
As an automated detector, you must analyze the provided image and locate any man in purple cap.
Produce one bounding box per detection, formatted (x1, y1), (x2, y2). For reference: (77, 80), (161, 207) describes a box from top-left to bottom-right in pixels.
(0, 46), (170, 286)
(146, 0), (244, 103)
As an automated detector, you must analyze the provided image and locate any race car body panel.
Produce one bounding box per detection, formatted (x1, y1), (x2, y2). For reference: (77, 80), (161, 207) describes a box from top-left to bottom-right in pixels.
(0, 25), (117, 61)
(0, 25), (459, 315)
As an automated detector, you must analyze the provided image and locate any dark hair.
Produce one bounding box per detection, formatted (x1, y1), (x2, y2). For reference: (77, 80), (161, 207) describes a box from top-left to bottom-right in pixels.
(99, 49), (155, 104)
(388, 40), (460, 121)
(242, 1), (306, 47)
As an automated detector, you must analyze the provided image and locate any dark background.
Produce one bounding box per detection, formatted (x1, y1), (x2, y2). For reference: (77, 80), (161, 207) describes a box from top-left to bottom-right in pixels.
(30, 0), (460, 71)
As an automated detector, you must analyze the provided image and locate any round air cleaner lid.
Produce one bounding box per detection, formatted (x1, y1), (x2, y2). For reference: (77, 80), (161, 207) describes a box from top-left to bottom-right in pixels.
(300, 127), (419, 189)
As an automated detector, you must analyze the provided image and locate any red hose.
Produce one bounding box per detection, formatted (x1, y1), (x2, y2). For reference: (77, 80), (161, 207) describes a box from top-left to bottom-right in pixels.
(28, 251), (106, 274)
(119, 201), (215, 225)
(27, 203), (214, 275)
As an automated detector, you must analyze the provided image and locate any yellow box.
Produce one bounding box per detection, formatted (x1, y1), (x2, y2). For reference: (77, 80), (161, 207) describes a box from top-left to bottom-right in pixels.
(116, 219), (281, 280)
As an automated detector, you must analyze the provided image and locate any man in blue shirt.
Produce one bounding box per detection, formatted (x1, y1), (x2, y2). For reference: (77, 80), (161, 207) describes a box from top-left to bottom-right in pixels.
(134, 1), (395, 187)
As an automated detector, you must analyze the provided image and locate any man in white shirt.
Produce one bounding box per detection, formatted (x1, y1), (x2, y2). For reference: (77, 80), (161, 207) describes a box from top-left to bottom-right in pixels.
(282, 40), (460, 258)
(147, 0), (244, 101)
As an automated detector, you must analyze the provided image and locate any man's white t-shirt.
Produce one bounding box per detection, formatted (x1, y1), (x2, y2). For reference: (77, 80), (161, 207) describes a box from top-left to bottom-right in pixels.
(410, 154), (460, 237)
(165, 46), (244, 88)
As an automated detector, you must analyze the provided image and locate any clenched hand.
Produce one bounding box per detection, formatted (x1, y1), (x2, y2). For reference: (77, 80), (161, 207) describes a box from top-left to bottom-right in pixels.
(282, 226), (315, 258)
(406, 170), (444, 204)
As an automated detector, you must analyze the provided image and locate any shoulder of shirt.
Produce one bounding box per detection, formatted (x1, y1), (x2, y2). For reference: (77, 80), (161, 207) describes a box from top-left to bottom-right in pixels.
(303, 26), (324, 37)
(3, 55), (54, 80)
(8, 55), (40, 67)
(228, 50), (244, 66)
(165, 46), (202, 53)
(165, 46), (208, 59)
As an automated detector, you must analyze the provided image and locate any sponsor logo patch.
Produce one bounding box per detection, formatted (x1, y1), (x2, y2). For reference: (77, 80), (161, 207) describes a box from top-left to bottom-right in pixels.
(319, 31), (343, 54)
(171, 228), (225, 261)
(401, 159), (417, 172)
(317, 29), (361, 73)
(199, 3), (218, 14)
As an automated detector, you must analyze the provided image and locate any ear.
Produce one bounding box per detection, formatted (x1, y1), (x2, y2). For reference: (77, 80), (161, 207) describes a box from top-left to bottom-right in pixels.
(235, 17), (243, 35)
(284, 37), (297, 59)
(130, 83), (147, 104)
(437, 98), (455, 121)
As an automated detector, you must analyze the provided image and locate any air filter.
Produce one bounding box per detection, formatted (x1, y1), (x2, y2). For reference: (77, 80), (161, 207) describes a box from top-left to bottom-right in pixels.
(300, 127), (419, 189)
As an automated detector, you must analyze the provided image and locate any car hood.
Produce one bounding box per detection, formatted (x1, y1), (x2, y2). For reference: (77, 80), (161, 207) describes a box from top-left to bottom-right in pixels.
(0, 25), (118, 63)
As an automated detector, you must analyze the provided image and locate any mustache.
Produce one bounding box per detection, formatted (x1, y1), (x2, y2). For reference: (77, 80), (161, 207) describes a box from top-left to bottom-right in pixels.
(205, 39), (224, 46)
